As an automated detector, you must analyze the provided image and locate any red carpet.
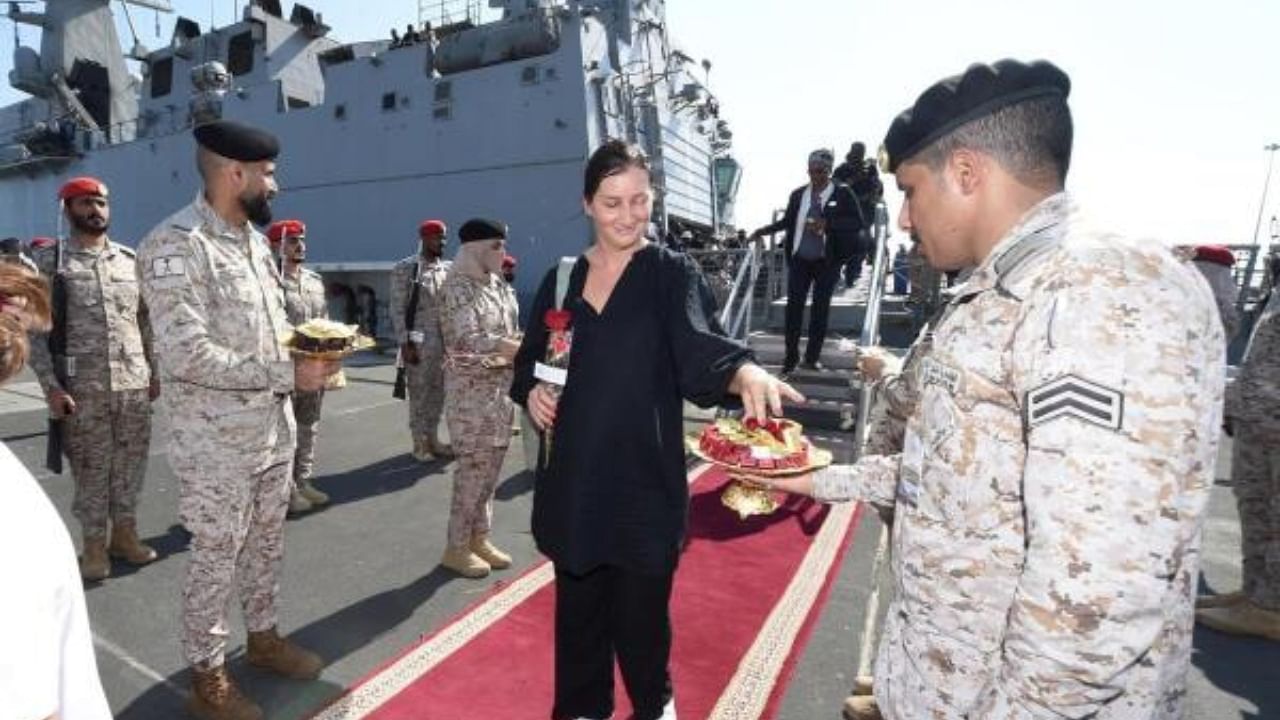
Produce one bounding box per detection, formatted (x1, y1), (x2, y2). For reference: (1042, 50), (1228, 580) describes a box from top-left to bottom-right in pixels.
(313, 465), (862, 720)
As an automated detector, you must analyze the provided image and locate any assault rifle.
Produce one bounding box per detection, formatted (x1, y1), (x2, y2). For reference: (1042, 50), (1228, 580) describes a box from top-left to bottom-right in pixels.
(392, 260), (421, 400)
(45, 239), (68, 474)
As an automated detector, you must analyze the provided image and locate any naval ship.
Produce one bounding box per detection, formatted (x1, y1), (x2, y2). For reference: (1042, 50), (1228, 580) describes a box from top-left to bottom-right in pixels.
(0, 0), (741, 332)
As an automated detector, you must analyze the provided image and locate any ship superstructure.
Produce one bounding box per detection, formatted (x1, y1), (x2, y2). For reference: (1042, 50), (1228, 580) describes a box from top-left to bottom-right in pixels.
(0, 0), (739, 330)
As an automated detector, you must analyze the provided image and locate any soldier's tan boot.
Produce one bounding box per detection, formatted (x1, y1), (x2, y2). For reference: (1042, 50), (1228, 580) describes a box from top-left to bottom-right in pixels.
(287, 488), (312, 516)
(298, 481), (330, 507)
(842, 694), (882, 720)
(412, 436), (434, 462)
(187, 664), (263, 720)
(427, 435), (455, 460)
(470, 534), (512, 569)
(1196, 590), (1247, 609)
(246, 627), (324, 679)
(79, 536), (110, 581)
(441, 545), (490, 578)
(1196, 600), (1280, 642)
(851, 675), (874, 696)
(108, 518), (158, 565)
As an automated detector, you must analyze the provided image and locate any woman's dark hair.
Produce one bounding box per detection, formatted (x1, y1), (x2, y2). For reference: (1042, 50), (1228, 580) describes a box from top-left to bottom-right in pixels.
(583, 139), (650, 200)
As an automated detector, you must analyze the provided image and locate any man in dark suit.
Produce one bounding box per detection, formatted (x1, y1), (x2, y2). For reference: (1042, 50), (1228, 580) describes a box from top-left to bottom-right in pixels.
(834, 141), (885, 289)
(752, 148), (866, 374)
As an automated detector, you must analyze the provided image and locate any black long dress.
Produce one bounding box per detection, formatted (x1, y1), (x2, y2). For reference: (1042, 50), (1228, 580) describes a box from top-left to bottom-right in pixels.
(511, 243), (752, 575)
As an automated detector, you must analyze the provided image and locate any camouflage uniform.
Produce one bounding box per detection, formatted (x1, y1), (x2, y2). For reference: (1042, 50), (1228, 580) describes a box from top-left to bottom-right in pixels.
(390, 254), (451, 445)
(1225, 290), (1280, 611)
(813, 195), (1225, 719)
(439, 271), (518, 548)
(1190, 258), (1240, 341)
(28, 239), (154, 539)
(138, 194), (296, 669)
(906, 242), (942, 330)
(283, 266), (328, 485)
(862, 330), (932, 459)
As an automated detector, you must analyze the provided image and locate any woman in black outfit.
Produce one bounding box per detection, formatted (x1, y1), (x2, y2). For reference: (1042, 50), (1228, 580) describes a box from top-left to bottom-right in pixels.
(511, 140), (802, 720)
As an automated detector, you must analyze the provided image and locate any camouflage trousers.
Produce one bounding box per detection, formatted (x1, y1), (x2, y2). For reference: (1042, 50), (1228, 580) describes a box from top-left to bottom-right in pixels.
(407, 346), (445, 442)
(446, 449), (506, 548)
(1232, 423), (1280, 610)
(172, 402), (294, 669)
(65, 386), (152, 538)
(444, 368), (514, 548)
(292, 390), (324, 484)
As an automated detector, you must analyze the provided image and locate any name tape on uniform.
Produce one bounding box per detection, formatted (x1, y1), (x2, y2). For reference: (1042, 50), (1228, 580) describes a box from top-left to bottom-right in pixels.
(1025, 374), (1124, 431)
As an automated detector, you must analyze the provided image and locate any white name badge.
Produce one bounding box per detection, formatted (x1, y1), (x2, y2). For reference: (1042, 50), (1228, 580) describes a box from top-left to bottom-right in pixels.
(534, 361), (567, 387)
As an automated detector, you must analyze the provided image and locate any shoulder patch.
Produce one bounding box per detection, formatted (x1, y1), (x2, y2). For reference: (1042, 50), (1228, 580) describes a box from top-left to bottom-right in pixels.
(1025, 374), (1123, 431)
(117, 245), (136, 258)
(170, 223), (193, 233)
(150, 255), (186, 279)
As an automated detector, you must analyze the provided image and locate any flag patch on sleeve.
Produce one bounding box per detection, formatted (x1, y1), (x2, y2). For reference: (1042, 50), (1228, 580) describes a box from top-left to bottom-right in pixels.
(1025, 375), (1123, 431)
(151, 255), (185, 279)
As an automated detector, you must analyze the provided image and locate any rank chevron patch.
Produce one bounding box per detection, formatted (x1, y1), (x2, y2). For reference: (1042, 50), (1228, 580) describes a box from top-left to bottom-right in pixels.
(1025, 375), (1124, 431)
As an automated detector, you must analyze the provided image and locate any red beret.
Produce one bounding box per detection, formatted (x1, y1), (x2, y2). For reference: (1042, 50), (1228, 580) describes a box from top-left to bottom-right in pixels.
(1193, 245), (1235, 268)
(30, 236), (56, 249)
(58, 176), (108, 201)
(419, 219), (446, 237)
(502, 254), (517, 270)
(265, 219), (306, 244)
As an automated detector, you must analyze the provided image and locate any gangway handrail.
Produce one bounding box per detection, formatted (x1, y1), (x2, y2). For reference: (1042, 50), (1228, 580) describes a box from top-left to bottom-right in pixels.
(851, 201), (892, 685)
(716, 245), (757, 340)
(853, 202), (890, 453)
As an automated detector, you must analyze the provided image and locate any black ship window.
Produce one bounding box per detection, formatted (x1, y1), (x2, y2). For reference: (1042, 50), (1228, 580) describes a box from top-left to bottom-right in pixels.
(150, 57), (174, 98)
(381, 92), (397, 111)
(434, 81), (452, 102)
(286, 96), (311, 110)
(228, 32), (255, 76)
(521, 66), (539, 85)
(334, 103), (347, 120)
(433, 105), (451, 121)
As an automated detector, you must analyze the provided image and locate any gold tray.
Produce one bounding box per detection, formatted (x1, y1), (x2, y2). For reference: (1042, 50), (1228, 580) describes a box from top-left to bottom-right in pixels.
(285, 334), (376, 360)
(720, 479), (781, 519)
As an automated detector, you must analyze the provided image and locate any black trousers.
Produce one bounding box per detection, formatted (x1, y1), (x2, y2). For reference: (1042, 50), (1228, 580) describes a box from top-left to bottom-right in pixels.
(552, 564), (675, 720)
(841, 248), (869, 288)
(784, 256), (841, 367)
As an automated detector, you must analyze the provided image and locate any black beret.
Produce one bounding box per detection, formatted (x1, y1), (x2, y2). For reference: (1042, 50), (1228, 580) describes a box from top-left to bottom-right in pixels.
(193, 120), (280, 162)
(458, 218), (507, 243)
(880, 59), (1070, 173)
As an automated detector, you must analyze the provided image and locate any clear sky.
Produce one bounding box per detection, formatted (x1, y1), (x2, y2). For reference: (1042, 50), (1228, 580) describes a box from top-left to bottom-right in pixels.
(2, 0), (1277, 246)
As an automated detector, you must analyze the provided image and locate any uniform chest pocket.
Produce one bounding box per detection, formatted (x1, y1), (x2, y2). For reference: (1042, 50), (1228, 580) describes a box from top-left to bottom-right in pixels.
(108, 268), (139, 307)
(64, 271), (102, 307)
(213, 266), (262, 308)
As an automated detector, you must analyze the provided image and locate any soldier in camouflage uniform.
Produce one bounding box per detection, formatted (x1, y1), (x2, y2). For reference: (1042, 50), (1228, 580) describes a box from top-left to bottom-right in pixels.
(761, 61), (1224, 720)
(905, 237), (941, 333)
(138, 121), (331, 720)
(389, 219), (454, 461)
(438, 218), (521, 578)
(28, 176), (159, 582)
(1195, 285), (1280, 640)
(266, 219), (331, 515)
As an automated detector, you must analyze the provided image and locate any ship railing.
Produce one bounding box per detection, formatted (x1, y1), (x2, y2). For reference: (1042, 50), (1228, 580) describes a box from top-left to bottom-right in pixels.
(851, 201), (894, 687)
(686, 246), (759, 341)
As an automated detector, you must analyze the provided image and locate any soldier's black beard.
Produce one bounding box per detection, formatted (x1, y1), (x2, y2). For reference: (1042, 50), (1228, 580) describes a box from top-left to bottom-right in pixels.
(70, 214), (108, 235)
(241, 193), (273, 226)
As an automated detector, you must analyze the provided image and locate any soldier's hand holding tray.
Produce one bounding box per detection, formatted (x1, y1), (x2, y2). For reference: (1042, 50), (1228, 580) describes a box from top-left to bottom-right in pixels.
(735, 471), (817, 498)
(284, 318), (373, 390)
(295, 357), (341, 392)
